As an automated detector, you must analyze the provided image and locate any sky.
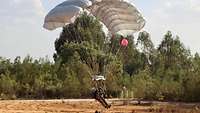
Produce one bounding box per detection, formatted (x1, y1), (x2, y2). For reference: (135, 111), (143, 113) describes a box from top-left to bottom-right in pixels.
(0, 0), (200, 61)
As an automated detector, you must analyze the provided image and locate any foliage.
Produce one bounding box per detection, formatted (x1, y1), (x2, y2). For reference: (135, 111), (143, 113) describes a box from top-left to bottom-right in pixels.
(0, 14), (200, 102)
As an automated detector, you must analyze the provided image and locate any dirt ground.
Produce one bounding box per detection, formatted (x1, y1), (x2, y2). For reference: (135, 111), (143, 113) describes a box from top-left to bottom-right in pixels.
(0, 99), (200, 113)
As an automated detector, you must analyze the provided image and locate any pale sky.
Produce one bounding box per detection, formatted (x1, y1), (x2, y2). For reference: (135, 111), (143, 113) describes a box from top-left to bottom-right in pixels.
(0, 0), (200, 60)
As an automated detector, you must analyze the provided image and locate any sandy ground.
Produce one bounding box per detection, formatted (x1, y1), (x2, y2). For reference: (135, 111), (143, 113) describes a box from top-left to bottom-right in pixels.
(0, 99), (200, 113)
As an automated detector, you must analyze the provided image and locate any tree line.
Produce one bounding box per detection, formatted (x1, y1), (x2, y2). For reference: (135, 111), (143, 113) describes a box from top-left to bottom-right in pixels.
(0, 13), (200, 102)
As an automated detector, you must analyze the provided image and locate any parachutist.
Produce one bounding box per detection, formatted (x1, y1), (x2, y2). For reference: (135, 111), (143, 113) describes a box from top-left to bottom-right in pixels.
(92, 75), (111, 109)
(43, 0), (145, 110)
(92, 88), (111, 109)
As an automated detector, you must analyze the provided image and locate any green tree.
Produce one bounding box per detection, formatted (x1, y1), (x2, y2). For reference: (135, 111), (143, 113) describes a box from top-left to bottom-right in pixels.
(54, 12), (123, 98)
(156, 31), (191, 80)
(137, 31), (156, 66)
(0, 73), (17, 99)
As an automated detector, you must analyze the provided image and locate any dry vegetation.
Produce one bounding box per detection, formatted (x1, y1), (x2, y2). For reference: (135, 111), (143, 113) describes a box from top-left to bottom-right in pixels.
(0, 99), (199, 113)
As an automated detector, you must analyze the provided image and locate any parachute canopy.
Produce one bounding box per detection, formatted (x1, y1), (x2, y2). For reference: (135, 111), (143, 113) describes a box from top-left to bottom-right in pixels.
(43, 0), (92, 30)
(43, 0), (145, 36)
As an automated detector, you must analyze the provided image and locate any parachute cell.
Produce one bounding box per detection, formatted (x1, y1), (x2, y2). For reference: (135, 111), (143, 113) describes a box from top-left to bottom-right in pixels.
(43, 0), (92, 30)
(44, 5), (82, 30)
(89, 0), (145, 36)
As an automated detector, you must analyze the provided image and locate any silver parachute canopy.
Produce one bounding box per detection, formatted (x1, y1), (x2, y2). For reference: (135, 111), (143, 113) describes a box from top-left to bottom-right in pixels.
(43, 0), (145, 36)
(43, 0), (92, 30)
(88, 0), (145, 36)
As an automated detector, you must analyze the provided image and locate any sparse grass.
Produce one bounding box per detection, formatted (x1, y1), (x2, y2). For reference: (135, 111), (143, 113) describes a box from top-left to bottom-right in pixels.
(132, 103), (200, 113)
(0, 100), (199, 113)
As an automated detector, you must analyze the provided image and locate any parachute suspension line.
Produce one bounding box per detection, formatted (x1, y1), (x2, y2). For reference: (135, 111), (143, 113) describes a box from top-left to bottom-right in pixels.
(74, 25), (80, 43)
(108, 34), (115, 55)
(82, 47), (93, 74)
(63, 26), (93, 75)
(79, 14), (95, 74)
(108, 34), (121, 57)
(75, 20), (85, 43)
(64, 24), (95, 75)
(115, 46), (122, 56)
(73, 26), (79, 43)
(65, 26), (77, 43)
(115, 37), (124, 56)
(65, 27), (70, 42)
